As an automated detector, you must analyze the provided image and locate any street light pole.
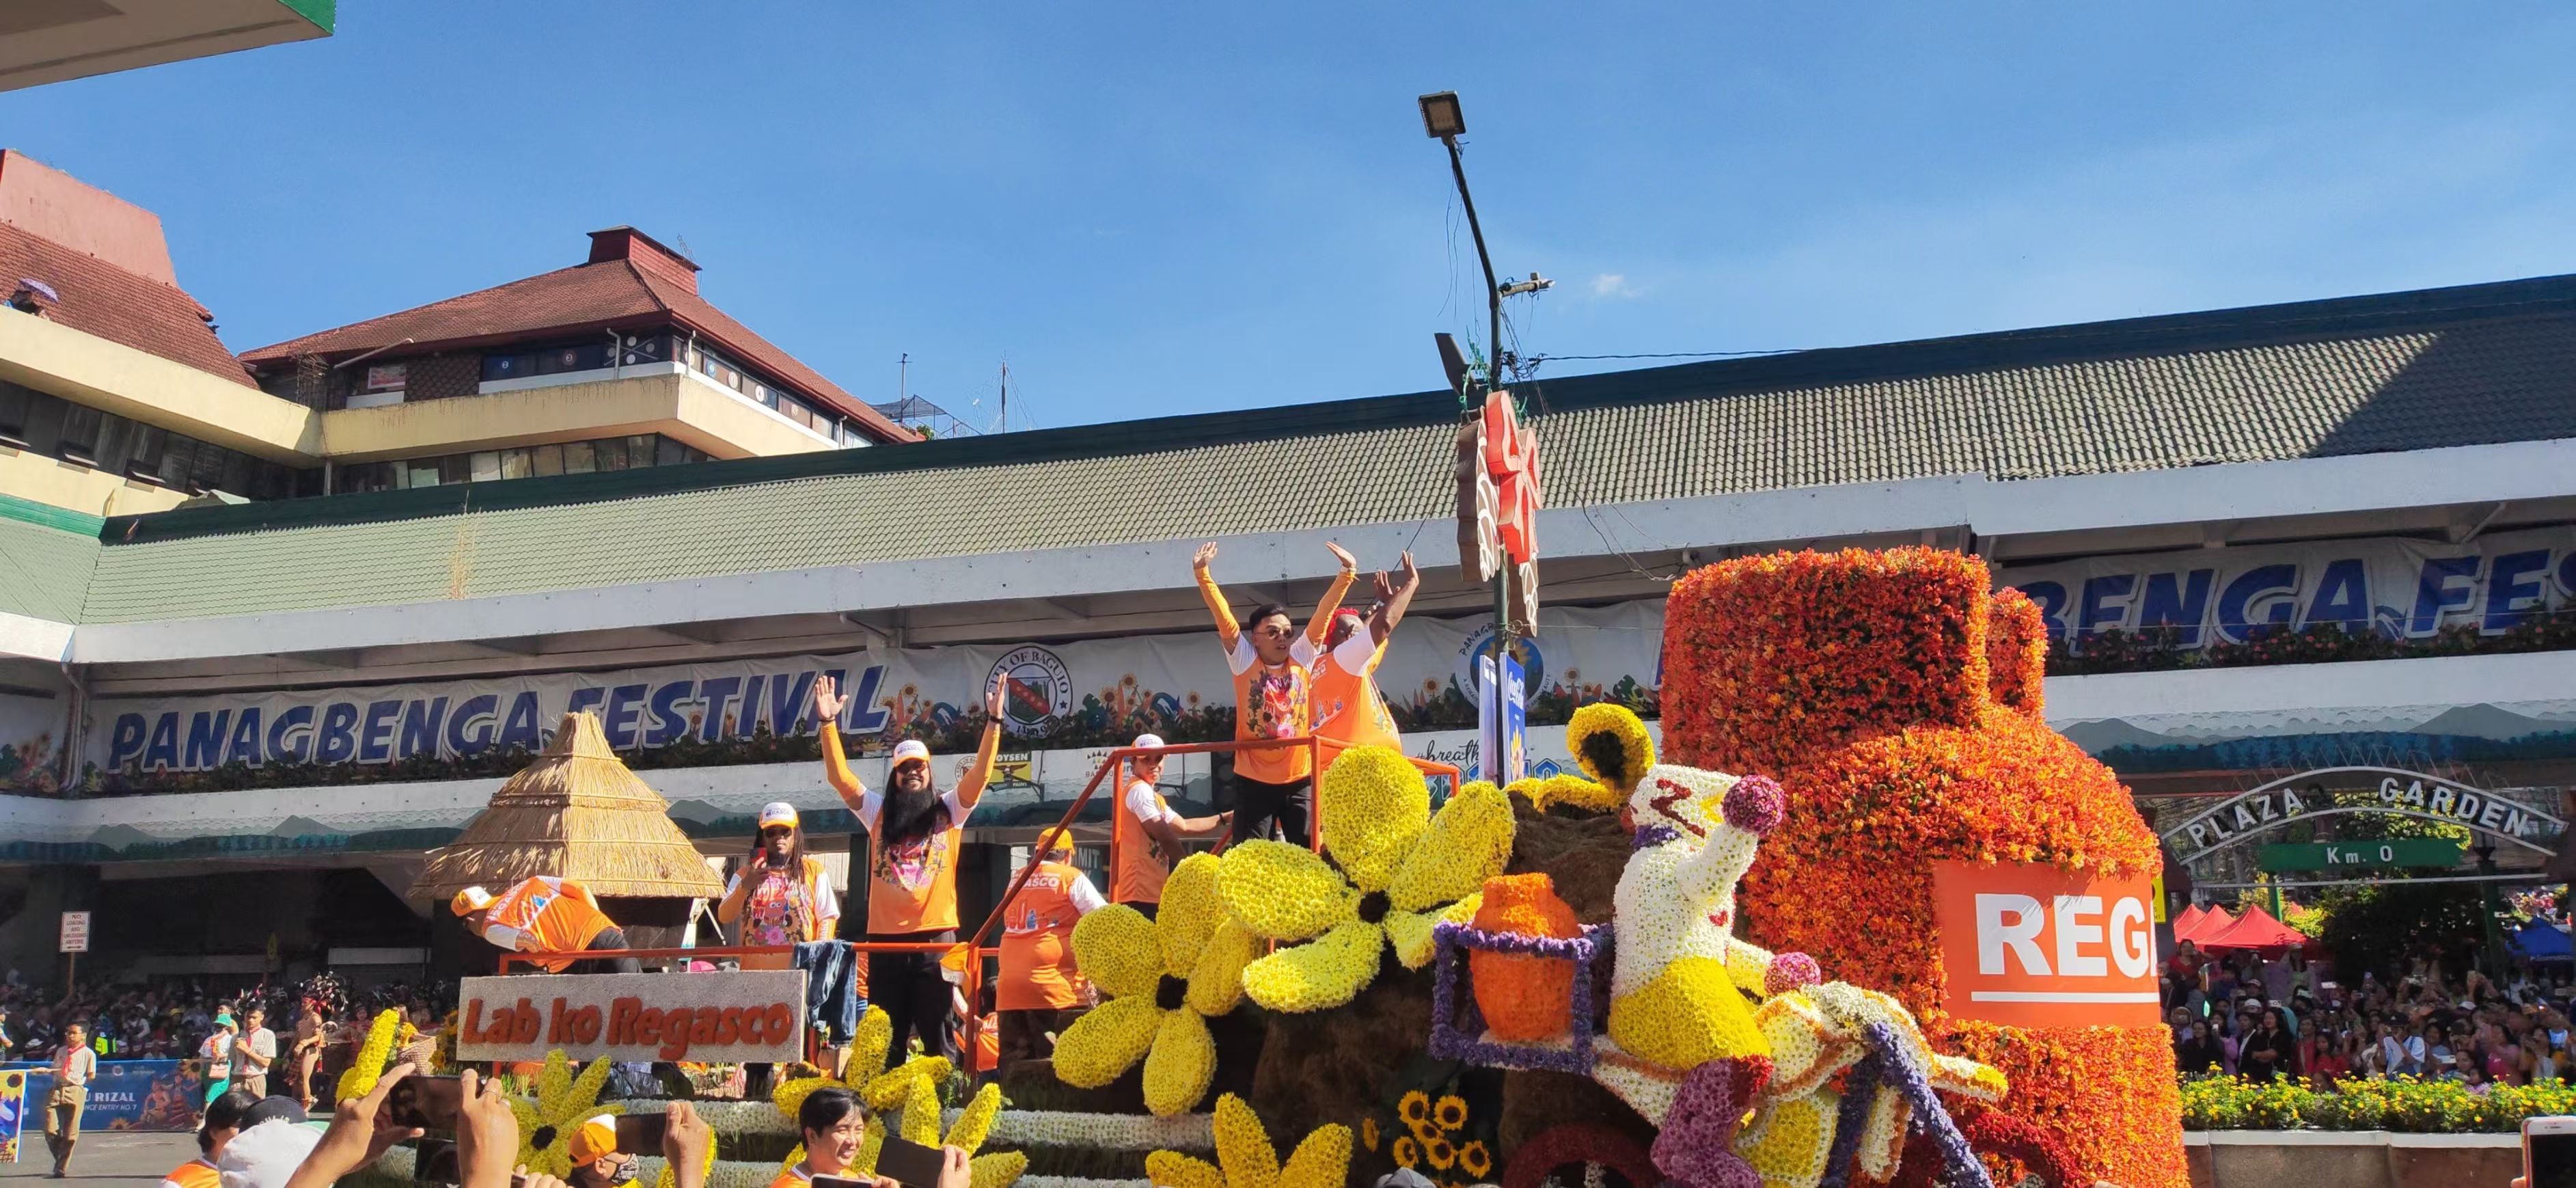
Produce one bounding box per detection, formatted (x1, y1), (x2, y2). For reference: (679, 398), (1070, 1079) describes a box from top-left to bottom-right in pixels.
(1442, 135), (1504, 394)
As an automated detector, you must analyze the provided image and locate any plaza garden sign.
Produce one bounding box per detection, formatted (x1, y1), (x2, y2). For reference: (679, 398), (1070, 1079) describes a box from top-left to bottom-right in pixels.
(2162, 766), (2566, 868)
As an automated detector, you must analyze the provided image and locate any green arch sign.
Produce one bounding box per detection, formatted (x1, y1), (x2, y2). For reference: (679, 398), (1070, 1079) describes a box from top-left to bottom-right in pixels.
(2161, 766), (2563, 867)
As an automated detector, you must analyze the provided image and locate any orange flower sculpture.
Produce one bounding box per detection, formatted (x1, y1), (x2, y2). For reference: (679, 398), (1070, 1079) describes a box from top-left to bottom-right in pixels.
(1663, 547), (2184, 1188)
(1467, 873), (1581, 1042)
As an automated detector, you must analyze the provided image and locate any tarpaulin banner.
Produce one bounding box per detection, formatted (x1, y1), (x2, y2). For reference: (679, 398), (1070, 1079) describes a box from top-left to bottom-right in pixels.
(0, 690), (63, 793)
(4, 1061), (207, 1133)
(83, 604), (1666, 778)
(1995, 526), (2576, 649)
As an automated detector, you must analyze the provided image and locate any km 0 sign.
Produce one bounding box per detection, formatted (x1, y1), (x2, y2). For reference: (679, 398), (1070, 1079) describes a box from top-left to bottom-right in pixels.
(2258, 839), (2464, 873)
(2162, 766), (2563, 867)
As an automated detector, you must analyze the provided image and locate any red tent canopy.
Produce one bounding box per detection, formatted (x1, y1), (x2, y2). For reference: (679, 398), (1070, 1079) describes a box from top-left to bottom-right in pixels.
(2178, 905), (2234, 945)
(2171, 904), (2208, 941)
(2200, 904), (2306, 951)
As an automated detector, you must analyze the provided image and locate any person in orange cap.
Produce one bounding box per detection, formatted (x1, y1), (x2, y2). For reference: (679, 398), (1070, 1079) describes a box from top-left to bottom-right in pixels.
(451, 878), (636, 973)
(565, 1113), (639, 1188)
(996, 828), (1106, 1072)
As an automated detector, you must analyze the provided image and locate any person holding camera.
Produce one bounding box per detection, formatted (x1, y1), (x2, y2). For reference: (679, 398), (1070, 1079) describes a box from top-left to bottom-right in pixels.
(717, 803), (842, 971)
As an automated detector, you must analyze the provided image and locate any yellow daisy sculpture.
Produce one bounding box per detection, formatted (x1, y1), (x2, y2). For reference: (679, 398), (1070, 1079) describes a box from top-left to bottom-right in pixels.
(1215, 747), (1515, 1012)
(331, 1009), (405, 1103)
(512, 1051), (622, 1178)
(774, 1005), (953, 1120)
(1146, 1093), (1350, 1188)
(1054, 853), (1259, 1116)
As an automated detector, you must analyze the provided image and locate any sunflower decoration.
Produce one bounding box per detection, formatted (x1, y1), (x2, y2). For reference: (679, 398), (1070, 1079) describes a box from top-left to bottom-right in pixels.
(1216, 747), (1514, 1012)
(332, 1009), (405, 1103)
(1054, 853), (1259, 1116)
(1371, 1090), (1490, 1188)
(510, 1051), (622, 1179)
(1565, 703), (1653, 800)
(774, 1005), (953, 1122)
(1145, 1093), (1350, 1188)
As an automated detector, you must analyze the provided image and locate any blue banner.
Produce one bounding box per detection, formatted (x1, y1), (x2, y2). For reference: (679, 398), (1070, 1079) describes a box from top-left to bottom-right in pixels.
(0, 1061), (208, 1133)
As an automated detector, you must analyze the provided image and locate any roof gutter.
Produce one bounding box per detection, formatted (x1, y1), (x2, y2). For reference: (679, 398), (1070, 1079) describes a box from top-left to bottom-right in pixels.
(329, 336), (415, 370)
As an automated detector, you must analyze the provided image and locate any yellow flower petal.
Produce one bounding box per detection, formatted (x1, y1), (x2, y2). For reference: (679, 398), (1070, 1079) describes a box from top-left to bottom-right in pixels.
(947, 1081), (1004, 1154)
(537, 1051), (573, 1113)
(1213, 1093), (1282, 1188)
(1157, 854), (1227, 977)
(1146, 1152), (1226, 1188)
(844, 1006), (894, 1083)
(1242, 919), (1384, 1012)
(856, 1116), (885, 1177)
(1053, 996), (1164, 1088)
(968, 1150), (1028, 1188)
(1317, 746), (1429, 893)
(865, 1055), (953, 1111)
(1072, 904), (1167, 999)
(898, 1074), (943, 1147)
(1142, 1008), (1218, 1117)
(566, 1053), (614, 1116)
(1385, 892), (1482, 970)
(1279, 1122), (1354, 1188)
(1388, 781), (1515, 914)
(1218, 840), (1357, 942)
(1186, 919), (1259, 1018)
(771, 1075), (834, 1120)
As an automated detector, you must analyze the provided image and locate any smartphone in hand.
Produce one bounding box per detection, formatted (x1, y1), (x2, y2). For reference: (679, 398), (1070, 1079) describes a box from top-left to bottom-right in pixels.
(383, 1075), (465, 1132)
(2528, 1116), (2576, 1188)
(871, 1137), (948, 1188)
(614, 1113), (668, 1154)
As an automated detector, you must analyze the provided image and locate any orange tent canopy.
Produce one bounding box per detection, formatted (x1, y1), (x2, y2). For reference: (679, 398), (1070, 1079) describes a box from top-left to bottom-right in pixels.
(2200, 904), (2306, 951)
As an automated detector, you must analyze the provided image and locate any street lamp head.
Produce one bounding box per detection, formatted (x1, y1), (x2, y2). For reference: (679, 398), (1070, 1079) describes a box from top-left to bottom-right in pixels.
(1418, 91), (1466, 139)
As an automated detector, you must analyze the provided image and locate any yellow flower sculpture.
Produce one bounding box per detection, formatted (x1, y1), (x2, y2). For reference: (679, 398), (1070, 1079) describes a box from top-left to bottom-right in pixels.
(1054, 853), (1257, 1116)
(1505, 772), (1621, 814)
(511, 1051), (621, 1179)
(775, 1005), (953, 1122)
(1145, 1093), (1349, 1188)
(1216, 747), (1514, 1012)
(1566, 703), (1654, 793)
(332, 1009), (403, 1103)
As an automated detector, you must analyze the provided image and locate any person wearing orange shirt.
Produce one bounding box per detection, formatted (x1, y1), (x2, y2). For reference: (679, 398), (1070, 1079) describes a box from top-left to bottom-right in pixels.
(159, 1088), (257, 1188)
(815, 675), (1006, 1071)
(1112, 735), (1229, 918)
(996, 828), (1106, 1071)
(452, 877), (637, 973)
(1311, 552), (1421, 772)
(1191, 541), (1354, 848)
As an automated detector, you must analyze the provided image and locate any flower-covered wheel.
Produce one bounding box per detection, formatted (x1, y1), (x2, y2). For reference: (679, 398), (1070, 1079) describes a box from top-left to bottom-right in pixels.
(1887, 1108), (2081, 1188)
(1498, 1122), (1659, 1188)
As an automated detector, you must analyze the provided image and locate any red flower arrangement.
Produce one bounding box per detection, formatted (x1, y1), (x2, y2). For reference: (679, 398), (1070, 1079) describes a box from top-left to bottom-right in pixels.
(1664, 547), (2186, 1188)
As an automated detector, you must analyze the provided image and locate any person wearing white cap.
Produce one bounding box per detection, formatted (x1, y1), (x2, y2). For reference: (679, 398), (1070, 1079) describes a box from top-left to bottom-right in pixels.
(1112, 735), (1230, 918)
(716, 802), (840, 972)
(812, 674), (1009, 1070)
(1190, 540), (1356, 848)
(450, 877), (636, 974)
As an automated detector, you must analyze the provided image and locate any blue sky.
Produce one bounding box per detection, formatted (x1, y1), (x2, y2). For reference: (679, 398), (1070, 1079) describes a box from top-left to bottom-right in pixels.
(10, 4), (2576, 428)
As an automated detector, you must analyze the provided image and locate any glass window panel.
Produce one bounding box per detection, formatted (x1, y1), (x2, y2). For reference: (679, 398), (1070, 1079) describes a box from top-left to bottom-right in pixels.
(469, 451), (502, 482)
(562, 440), (596, 473)
(499, 448), (532, 480)
(0, 382), (30, 435)
(439, 454), (471, 485)
(403, 457), (438, 489)
(532, 444), (563, 477)
(57, 404), (100, 461)
(596, 437), (628, 470)
(628, 435), (657, 466)
(655, 435), (687, 467)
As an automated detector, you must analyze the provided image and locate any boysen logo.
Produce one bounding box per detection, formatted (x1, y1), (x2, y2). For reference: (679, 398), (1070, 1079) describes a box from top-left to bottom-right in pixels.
(988, 647), (1073, 738)
(1931, 860), (2159, 1029)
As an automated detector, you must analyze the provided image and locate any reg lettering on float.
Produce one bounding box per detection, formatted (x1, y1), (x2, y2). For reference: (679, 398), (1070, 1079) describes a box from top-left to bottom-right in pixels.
(1930, 861), (2161, 1029)
(452, 971), (807, 1064)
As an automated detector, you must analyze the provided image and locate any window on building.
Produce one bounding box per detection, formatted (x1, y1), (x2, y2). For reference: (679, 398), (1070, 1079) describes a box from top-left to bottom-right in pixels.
(595, 436), (629, 471)
(0, 382), (31, 447)
(531, 443), (563, 477)
(562, 440), (596, 473)
(57, 404), (102, 463)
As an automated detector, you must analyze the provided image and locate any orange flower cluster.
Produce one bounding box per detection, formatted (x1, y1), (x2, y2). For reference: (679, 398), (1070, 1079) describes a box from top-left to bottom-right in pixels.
(1984, 586), (2046, 719)
(1663, 548), (1990, 777)
(1665, 547), (2183, 1188)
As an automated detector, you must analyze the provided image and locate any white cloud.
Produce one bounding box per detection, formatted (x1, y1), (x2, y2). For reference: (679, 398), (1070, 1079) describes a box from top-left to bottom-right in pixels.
(1589, 273), (1639, 299)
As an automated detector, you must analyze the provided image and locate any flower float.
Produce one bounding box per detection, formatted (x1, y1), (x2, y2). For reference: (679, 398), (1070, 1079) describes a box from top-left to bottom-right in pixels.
(776, 1005), (953, 1120)
(1669, 547), (2185, 1188)
(1216, 746), (1514, 1012)
(1606, 763), (1801, 1072)
(1054, 852), (1258, 1115)
(1567, 702), (1655, 796)
(1145, 1093), (1349, 1188)
(1504, 772), (1619, 815)
(512, 1051), (622, 1179)
(333, 1009), (406, 1103)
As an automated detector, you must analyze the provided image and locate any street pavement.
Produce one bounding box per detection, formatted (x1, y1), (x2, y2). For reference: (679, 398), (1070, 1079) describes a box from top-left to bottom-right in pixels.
(1, 1131), (196, 1187)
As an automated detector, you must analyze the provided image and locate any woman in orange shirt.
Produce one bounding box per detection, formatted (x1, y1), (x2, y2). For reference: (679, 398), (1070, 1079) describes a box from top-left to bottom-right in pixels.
(1191, 541), (1353, 848)
(1311, 552), (1421, 772)
(814, 675), (1005, 1072)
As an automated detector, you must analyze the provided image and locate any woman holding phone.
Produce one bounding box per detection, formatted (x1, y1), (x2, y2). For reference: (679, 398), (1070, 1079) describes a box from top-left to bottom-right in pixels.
(717, 802), (841, 971)
(771, 1088), (972, 1188)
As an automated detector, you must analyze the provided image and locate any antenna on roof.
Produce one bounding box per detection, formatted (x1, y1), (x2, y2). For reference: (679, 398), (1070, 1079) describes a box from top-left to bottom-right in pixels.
(674, 232), (696, 261)
(998, 359), (1009, 434)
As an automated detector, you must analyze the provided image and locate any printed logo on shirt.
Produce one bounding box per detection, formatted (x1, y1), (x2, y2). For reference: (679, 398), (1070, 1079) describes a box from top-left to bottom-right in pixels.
(988, 647), (1073, 738)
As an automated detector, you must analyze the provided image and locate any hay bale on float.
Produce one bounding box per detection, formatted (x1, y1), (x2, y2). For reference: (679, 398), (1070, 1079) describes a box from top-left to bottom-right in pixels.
(413, 712), (722, 956)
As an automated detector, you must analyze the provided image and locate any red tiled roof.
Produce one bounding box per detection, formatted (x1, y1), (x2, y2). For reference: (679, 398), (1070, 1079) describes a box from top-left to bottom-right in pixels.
(0, 221), (256, 386)
(240, 256), (914, 441)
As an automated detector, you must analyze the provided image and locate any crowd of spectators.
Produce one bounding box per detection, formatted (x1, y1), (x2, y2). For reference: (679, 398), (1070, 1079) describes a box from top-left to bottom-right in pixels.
(2165, 936), (2576, 1091)
(0, 970), (449, 1077)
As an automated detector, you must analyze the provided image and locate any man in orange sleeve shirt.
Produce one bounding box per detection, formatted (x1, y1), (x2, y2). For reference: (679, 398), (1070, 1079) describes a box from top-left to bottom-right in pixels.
(814, 675), (1005, 1070)
(1191, 541), (1354, 848)
(1311, 552), (1421, 772)
(452, 877), (637, 973)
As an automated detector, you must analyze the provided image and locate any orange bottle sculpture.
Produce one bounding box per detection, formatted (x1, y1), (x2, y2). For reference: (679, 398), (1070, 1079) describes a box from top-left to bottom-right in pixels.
(1468, 872), (1583, 1042)
(1661, 548), (2184, 1188)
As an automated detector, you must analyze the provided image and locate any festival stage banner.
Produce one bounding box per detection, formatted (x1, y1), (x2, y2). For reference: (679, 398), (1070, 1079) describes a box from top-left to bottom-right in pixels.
(0, 1068), (22, 1162)
(454, 971), (808, 1064)
(82, 604), (1666, 779)
(1995, 526), (2576, 650)
(5, 1061), (206, 1133)
(0, 689), (64, 793)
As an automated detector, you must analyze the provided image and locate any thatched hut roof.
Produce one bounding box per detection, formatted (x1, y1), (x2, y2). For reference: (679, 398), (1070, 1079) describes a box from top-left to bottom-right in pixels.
(411, 712), (724, 902)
